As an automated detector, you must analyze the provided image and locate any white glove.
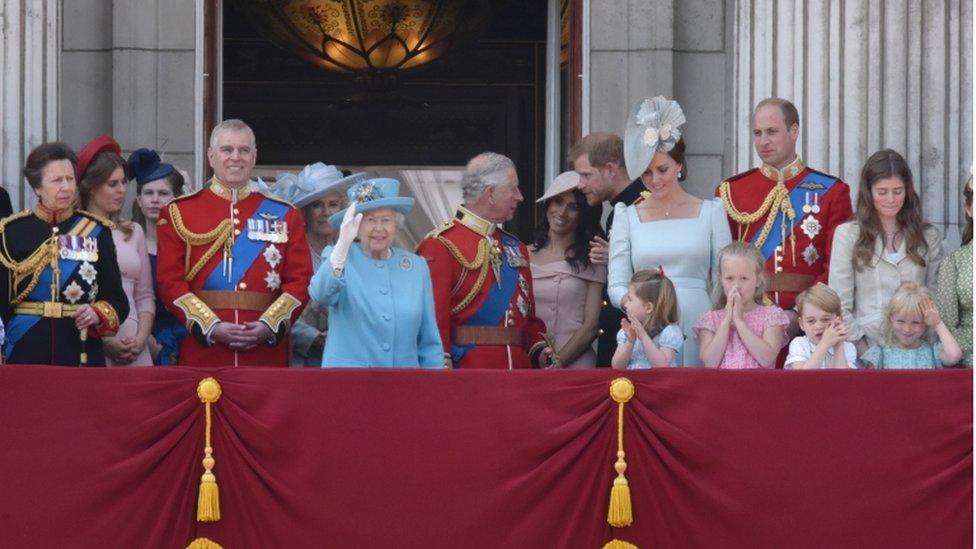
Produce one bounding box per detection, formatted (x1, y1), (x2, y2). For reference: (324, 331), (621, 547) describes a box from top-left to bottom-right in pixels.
(330, 202), (362, 273)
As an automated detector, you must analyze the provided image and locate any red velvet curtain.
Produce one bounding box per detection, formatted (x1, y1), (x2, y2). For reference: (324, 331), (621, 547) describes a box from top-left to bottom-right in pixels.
(0, 367), (970, 548)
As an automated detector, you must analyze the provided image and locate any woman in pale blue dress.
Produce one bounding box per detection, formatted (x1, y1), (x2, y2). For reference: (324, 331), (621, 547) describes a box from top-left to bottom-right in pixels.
(608, 97), (732, 366)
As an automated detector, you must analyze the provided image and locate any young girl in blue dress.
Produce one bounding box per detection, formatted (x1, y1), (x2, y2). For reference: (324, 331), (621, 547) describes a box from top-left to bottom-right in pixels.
(611, 269), (683, 369)
(861, 282), (963, 369)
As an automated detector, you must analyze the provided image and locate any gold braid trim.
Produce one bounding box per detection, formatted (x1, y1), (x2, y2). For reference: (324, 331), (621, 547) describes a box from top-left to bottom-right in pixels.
(436, 236), (491, 315)
(0, 235), (57, 304)
(168, 203), (233, 281)
(719, 180), (781, 224)
(718, 182), (795, 249)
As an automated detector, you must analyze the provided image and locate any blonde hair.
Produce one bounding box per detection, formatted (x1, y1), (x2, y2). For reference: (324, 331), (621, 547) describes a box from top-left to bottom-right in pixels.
(881, 282), (931, 345)
(629, 269), (679, 338)
(794, 284), (842, 317)
(712, 241), (768, 309)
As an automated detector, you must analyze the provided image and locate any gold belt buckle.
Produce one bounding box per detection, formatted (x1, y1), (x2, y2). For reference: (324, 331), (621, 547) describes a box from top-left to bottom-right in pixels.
(43, 301), (63, 318)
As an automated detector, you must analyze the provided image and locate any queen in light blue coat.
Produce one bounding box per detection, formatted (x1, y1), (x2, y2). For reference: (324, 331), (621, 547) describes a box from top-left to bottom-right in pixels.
(309, 178), (444, 368)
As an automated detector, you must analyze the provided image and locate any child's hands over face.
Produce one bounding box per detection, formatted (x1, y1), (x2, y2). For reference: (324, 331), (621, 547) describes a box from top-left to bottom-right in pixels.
(730, 288), (745, 323)
(920, 296), (942, 327)
(823, 319), (847, 346)
(723, 288), (737, 322)
(627, 313), (647, 339)
(621, 318), (637, 342)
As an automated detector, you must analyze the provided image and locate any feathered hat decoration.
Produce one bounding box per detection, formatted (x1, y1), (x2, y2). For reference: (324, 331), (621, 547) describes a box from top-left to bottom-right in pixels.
(623, 96), (687, 181)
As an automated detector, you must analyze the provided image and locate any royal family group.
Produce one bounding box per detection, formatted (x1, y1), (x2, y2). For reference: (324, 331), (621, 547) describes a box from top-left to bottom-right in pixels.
(0, 97), (970, 370)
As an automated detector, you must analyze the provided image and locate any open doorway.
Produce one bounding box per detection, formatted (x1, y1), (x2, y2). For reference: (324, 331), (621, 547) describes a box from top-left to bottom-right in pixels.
(204, 0), (582, 243)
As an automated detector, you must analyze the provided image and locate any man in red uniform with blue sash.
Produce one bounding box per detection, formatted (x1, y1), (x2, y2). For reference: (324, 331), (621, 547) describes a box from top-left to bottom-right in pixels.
(157, 120), (311, 366)
(417, 152), (552, 369)
(716, 98), (852, 341)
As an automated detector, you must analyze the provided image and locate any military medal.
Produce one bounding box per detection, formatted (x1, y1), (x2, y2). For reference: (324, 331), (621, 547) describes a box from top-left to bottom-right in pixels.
(62, 280), (84, 304)
(249, 219), (289, 243)
(58, 235), (98, 262)
(800, 215), (822, 240)
(811, 193), (821, 214)
(802, 191), (812, 214)
(263, 244), (282, 268)
(400, 256), (412, 271)
(802, 244), (820, 266)
(264, 270), (281, 290)
(78, 261), (97, 286)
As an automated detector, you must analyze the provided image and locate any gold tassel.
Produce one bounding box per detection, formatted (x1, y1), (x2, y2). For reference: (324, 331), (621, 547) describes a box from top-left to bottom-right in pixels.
(603, 540), (639, 549)
(186, 538), (224, 549)
(607, 377), (635, 528)
(196, 377), (222, 522)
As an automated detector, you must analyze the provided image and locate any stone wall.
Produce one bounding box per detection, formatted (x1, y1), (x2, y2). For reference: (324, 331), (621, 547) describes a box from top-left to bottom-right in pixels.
(588, 0), (734, 200)
(588, 0), (974, 250)
(61, 0), (197, 190)
(1, 0), (60, 210)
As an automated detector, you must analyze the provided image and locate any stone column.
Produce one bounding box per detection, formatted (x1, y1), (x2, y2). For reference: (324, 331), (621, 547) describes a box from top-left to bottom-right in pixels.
(589, 0), (675, 136)
(1, 0), (60, 211)
(61, 0), (197, 192)
(732, 0), (973, 248)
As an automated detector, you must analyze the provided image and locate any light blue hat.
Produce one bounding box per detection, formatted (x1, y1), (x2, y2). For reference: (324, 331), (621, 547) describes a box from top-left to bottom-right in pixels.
(268, 162), (367, 208)
(328, 178), (416, 228)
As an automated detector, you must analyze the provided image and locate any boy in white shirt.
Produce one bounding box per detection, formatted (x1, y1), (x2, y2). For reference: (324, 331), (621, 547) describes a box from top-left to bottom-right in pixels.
(786, 284), (858, 369)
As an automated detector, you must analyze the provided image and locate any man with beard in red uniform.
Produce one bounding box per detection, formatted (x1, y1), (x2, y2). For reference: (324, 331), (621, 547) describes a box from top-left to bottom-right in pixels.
(157, 119), (311, 366)
(716, 98), (852, 352)
(417, 152), (553, 369)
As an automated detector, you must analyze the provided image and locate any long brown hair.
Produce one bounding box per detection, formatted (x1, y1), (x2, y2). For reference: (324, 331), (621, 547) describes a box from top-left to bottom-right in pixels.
(629, 269), (679, 338)
(78, 152), (134, 239)
(851, 149), (931, 271)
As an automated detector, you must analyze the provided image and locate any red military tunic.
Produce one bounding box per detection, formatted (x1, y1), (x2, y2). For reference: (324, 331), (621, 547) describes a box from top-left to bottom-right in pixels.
(716, 158), (852, 310)
(157, 179), (312, 366)
(417, 206), (548, 369)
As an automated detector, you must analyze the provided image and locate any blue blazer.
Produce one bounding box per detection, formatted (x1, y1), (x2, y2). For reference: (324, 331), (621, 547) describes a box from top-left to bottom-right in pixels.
(310, 244), (443, 368)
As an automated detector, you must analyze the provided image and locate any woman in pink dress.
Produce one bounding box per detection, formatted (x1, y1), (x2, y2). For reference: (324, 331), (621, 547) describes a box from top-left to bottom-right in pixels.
(529, 171), (606, 368)
(76, 136), (155, 366)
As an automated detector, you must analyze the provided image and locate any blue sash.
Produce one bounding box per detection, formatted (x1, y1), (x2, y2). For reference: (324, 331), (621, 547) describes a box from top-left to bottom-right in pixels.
(202, 197), (289, 290)
(451, 233), (521, 364)
(754, 172), (839, 262)
(5, 218), (103, 358)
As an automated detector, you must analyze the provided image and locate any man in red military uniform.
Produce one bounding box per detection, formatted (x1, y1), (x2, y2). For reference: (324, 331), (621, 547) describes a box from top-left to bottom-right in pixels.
(157, 119), (311, 366)
(417, 152), (552, 369)
(716, 98), (852, 335)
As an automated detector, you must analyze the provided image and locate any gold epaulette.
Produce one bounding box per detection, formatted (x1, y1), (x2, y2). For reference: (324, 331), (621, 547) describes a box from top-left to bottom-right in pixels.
(77, 209), (116, 229)
(424, 219), (454, 240)
(633, 190), (652, 205)
(170, 188), (204, 203)
(258, 191), (295, 208)
(0, 210), (32, 232)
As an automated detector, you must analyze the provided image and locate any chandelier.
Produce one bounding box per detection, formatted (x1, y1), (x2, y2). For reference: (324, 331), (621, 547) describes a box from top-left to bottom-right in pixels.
(237, 0), (491, 84)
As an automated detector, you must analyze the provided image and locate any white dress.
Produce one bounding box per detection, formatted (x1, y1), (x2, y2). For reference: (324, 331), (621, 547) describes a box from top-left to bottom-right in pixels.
(607, 199), (732, 366)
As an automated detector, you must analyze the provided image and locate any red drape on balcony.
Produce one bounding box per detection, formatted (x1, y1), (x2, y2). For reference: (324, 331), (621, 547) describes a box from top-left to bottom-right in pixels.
(0, 367), (970, 548)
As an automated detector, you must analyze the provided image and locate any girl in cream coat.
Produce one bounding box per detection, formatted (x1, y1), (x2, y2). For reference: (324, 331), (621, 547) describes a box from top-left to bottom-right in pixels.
(829, 150), (944, 353)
